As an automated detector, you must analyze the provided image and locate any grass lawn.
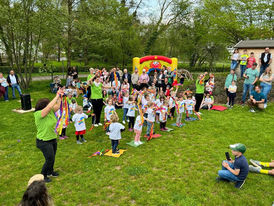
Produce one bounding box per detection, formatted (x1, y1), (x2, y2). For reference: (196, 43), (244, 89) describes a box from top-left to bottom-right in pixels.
(0, 80), (273, 206)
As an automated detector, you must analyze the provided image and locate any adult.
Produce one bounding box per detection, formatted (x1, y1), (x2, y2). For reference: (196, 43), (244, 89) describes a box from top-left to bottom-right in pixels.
(117, 67), (123, 78)
(157, 70), (165, 88)
(259, 47), (272, 76)
(139, 69), (149, 90)
(87, 68), (95, 99)
(195, 72), (207, 114)
(34, 88), (64, 182)
(239, 49), (249, 77)
(247, 85), (265, 112)
(216, 143), (248, 189)
(230, 49), (239, 70)
(162, 77), (170, 92)
(224, 70), (237, 105)
(90, 76), (109, 126)
(66, 67), (73, 87)
(0, 72), (9, 101)
(122, 69), (131, 85)
(131, 69), (139, 90)
(19, 174), (54, 206)
(7, 70), (22, 99)
(71, 66), (78, 80)
(249, 159), (274, 176)
(241, 63), (259, 104)
(259, 67), (273, 106)
(109, 68), (120, 82)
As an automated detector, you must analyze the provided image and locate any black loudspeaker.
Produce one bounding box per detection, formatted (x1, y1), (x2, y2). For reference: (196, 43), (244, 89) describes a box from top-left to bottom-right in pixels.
(21, 94), (32, 110)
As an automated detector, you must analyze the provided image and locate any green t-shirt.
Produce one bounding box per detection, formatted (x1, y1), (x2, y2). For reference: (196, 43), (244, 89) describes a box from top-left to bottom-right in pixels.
(34, 110), (57, 141)
(68, 97), (77, 105)
(196, 79), (204, 94)
(87, 74), (94, 82)
(240, 54), (249, 65)
(244, 68), (259, 85)
(91, 82), (103, 99)
(225, 74), (237, 88)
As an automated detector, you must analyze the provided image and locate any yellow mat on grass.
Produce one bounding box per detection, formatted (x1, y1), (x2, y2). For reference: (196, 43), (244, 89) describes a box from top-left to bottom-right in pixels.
(104, 149), (126, 158)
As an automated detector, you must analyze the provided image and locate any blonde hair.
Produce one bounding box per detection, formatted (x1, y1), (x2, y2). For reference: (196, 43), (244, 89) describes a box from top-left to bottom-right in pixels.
(75, 105), (83, 113)
(110, 112), (119, 122)
(264, 67), (272, 77)
(147, 101), (154, 107)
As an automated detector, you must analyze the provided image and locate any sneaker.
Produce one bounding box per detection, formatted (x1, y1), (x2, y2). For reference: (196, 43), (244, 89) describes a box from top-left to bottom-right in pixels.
(216, 177), (229, 183)
(122, 120), (126, 124)
(164, 128), (168, 131)
(264, 103), (267, 108)
(98, 123), (102, 126)
(59, 136), (65, 140)
(134, 141), (139, 146)
(81, 138), (87, 143)
(197, 112), (202, 115)
(138, 141), (143, 145)
(250, 109), (255, 113)
(127, 119), (130, 123)
(235, 180), (245, 189)
(249, 165), (261, 173)
(113, 151), (120, 154)
(77, 140), (82, 144)
(49, 171), (59, 177)
(226, 102), (230, 106)
(128, 128), (133, 132)
(44, 176), (52, 183)
(250, 159), (262, 167)
(94, 124), (99, 127)
(106, 132), (110, 135)
(160, 128), (164, 131)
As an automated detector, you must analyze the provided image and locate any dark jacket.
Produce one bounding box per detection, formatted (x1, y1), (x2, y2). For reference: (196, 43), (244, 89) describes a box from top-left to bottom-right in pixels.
(7, 74), (20, 85)
(122, 73), (131, 84)
(109, 72), (120, 82)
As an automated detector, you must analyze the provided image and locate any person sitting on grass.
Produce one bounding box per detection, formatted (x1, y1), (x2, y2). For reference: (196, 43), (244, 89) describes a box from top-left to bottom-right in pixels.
(249, 159), (274, 176)
(247, 85), (265, 113)
(109, 112), (125, 154)
(216, 143), (249, 189)
(19, 174), (54, 206)
(201, 93), (214, 110)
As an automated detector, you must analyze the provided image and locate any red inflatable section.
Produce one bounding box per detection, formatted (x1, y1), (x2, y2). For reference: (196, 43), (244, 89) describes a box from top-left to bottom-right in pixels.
(140, 56), (172, 64)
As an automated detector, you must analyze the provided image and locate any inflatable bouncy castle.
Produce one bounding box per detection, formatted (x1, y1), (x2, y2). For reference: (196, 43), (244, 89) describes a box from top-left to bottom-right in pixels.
(133, 55), (178, 79)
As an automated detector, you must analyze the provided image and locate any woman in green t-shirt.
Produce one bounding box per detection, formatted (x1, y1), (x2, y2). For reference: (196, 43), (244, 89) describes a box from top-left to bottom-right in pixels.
(195, 72), (207, 113)
(34, 88), (64, 183)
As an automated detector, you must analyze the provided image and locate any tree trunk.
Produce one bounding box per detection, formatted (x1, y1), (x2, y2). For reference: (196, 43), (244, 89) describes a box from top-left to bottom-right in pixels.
(67, 0), (73, 69)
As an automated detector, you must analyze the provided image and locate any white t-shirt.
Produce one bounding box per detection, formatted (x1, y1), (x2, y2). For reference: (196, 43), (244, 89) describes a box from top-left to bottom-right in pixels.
(0, 77), (8, 87)
(134, 115), (143, 131)
(159, 106), (168, 122)
(123, 96), (129, 109)
(184, 99), (194, 111)
(127, 103), (136, 117)
(72, 113), (88, 131)
(142, 97), (148, 110)
(70, 103), (77, 112)
(147, 108), (155, 122)
(228, 85), (237, 93)
(9, 75), (17, 84)
(204, 97), (213, 104)
(109, 122), (125, 140)
(104, 105), (115, 121)
(178, 100), (185, 114)
(155, 99), (162, 114)
(112, 81), (121, 90)
(169, 97), (175, 108)
(232, 53), (239, 61)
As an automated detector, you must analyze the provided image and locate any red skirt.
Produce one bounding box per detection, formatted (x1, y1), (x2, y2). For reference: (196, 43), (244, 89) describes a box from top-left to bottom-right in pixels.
(75, 130), (86, 135)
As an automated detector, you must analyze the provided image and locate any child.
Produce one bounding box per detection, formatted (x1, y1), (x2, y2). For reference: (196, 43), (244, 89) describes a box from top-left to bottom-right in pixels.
(228, 81), (237, 108)
(134, 114), (143, 146)
(56, 104), (69, 140)
(155, 96), (164, 123)
(127, 95), (136, 131)
(122, 92), (129, 124)
(72, 106), (89, 144)
(246, 52), (256, 69)
(184, 94), (195, 120)
(83, 94), (92, 112)
(169, 89), (177, 119)
(176, 96), (185, 126)
(201, 93), (214, 110)
(159, 100), (168, 131)
(145, 101), (155, 138)
(109, 112), (125, 154)
(104, 98), (116, 133)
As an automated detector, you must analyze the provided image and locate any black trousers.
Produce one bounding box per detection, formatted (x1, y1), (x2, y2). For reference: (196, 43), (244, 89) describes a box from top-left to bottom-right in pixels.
(87, 86), (91, 99)
(170, 107), (175, 117)
(228, 92), (236, 106)
(91, 98), (103, 124)
(111, 140), (119, 153)
(160, 122), (166, 129)
(60, 128), (66, 137)
(195, 93), (204, 112)
(36, 139), (57, 177)
(128, 116), (135, 129)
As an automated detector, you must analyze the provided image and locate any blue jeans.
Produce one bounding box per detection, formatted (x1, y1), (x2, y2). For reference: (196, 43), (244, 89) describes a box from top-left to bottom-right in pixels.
(111, 139), (119, 153)
(240, 65), (246, 77)
(231, 60), (238, 70)
(260, 82), (272, 103)
(218, 160), (240, 182)
(260, 64), (269, 76)
(123, 108), (128, 121)
(146, 121), (154, 136)
(242, 83), (254, 102)
(11, 84), (22, 98)
(4, 86), (9, 100)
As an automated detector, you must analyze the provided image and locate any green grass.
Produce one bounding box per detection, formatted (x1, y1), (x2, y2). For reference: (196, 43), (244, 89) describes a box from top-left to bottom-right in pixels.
(0, 80), (273, 206)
